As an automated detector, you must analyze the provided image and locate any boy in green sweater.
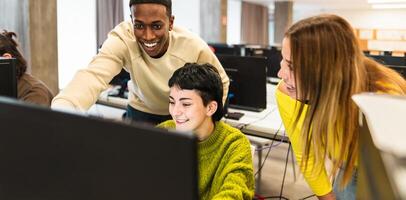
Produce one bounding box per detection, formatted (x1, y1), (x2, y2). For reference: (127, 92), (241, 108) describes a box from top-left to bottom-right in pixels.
(158, 63), (254, 200)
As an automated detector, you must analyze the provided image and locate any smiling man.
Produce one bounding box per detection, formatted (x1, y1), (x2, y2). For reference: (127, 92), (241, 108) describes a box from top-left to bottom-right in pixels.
(52, 0), (229, 125)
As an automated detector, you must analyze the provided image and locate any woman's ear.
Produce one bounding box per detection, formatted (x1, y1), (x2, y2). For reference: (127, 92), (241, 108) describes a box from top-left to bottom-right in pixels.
(206, 101), (218, 117)
(2, 53), (12, 58)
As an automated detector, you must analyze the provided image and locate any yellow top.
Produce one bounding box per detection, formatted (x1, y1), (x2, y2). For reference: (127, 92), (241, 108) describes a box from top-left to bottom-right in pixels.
(275, 84), (332, 196)
(276, 80), (403, 196)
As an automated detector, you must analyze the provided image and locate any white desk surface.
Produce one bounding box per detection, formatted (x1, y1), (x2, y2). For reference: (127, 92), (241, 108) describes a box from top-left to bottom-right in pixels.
(224, 84), (286, 140)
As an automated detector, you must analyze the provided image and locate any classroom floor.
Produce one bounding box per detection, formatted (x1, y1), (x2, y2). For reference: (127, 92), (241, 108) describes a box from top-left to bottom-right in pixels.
(252, 140), (318, 200)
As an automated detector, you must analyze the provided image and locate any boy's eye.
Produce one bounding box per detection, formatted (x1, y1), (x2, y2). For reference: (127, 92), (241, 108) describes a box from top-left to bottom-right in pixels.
(151, 24), (162, 30)
(169, 101), (174, 104)
(134, 24), (144, 29)
(182, 103), (191, 107)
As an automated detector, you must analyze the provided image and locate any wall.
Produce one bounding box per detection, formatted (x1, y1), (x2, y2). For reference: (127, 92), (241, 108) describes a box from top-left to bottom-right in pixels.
(123, 0), (200, 35)
(227, 0), (241, 44)
(293, 8), (406, 29)
(57, 0), (97, 89)
(172, 0), (200, 35)
(30, 0), (58, 94)
(293, 8), (406, 52)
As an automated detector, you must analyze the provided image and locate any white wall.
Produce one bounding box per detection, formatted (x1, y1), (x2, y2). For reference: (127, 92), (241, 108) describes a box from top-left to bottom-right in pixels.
(293, 8), (406, 29)
(172, 0), (200, 35)
(227, 0), (242, 44)
(123, 0), (131, 22)
(57, 0), (97, 89)
(123, 0), (201, 35)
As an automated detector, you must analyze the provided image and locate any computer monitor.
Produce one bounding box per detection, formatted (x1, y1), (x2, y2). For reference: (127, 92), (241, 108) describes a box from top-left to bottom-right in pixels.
(0, 58), (17, 98)
(388, 65), (406, 79)
(209, 43), (240, 56)
(367, 55), (406, 66)
(217, 55), (267, 112)
(243, 46), (282, 79)
(366, 55), (406, 78)
(0, 97), (199, 200)
(264, 47), (282, 78)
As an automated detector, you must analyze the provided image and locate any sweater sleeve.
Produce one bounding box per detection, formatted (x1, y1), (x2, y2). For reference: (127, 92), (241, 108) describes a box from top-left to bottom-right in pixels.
(51, 30), (127, 111)
(275, 82), (332, 196)
(211, 135), (255, 200)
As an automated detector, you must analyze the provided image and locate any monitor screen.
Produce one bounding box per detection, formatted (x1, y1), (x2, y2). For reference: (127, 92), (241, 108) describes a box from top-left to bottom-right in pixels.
(0, 58), (17, 98)
(0, 97), (198, 200)
(217, 55), (267, 112)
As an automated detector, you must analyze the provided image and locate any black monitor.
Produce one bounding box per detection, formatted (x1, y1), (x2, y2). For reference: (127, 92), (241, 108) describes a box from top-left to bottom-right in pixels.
(0, 97), (198, 200)
(0, 58), (17, 98)
(243, 47), (282, 78)
(209, 43), (240, 56)
(264, 47), (282, 78)
(366, 55), (406, 78)
(388, 65), (406, 79)
(367, 55), (406, 66)
(217, 55), (267, 112)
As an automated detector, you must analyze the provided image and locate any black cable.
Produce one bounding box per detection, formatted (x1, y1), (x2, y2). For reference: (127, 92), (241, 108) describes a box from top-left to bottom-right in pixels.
(252, 123), (289, 200)
(299, 194), (316, 200)
(254, 139), (274, 177)
(279, 142), (291, 199)
(255, 195), (289, 200)
(256, 142), (290, 200)
(254, 122), (283, 177)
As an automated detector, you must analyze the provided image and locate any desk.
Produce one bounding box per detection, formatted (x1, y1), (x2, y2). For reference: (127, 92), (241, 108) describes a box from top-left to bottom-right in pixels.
(225, 84), (286, 140)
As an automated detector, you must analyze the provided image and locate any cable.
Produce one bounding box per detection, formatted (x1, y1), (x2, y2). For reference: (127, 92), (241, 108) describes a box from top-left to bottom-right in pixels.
(253, 124), (291, 200)
(299, 194), (316, 200)
(254, 122), (284, 176)
(279, 142), (291, 199)
(254, 139), (274, 177)
(254, 194), (289, 200)
(255, 123), (286, 151)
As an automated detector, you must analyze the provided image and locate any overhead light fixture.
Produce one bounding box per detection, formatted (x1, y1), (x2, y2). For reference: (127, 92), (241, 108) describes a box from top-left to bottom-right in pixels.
(371, 3), (406, 8)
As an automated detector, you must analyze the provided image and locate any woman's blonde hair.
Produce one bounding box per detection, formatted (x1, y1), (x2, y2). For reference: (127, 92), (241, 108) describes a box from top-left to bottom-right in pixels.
(285, 14), (406, 188)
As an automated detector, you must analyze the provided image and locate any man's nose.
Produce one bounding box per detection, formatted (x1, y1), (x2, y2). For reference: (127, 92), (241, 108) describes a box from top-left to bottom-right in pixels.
(144, 27), (155, 41)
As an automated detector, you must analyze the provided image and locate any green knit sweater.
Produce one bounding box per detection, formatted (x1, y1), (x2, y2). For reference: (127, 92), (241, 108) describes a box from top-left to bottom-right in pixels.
(158, 120), (255, 200)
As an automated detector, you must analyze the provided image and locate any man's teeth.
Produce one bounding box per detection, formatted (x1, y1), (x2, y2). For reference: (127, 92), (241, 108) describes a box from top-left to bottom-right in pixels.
(144, 42), (157, 48)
